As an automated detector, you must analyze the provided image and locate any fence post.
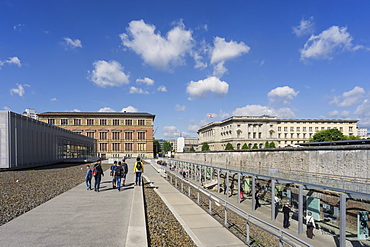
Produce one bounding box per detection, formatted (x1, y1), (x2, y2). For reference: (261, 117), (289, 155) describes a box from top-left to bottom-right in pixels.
(209, 192), (212, 214)
(224, 202), (228, 226)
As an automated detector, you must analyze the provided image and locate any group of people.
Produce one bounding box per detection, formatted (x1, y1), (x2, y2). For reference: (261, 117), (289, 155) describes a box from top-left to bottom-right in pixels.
(84, 157), (144, 192)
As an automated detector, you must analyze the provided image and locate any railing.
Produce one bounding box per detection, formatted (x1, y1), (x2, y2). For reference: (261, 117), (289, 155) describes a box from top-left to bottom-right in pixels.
(158, 163), (313, 247)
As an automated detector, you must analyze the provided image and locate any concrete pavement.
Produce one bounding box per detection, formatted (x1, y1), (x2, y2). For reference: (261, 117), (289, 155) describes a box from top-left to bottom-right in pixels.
(145, 160), (246, 247)
(0, 159), (147, 247)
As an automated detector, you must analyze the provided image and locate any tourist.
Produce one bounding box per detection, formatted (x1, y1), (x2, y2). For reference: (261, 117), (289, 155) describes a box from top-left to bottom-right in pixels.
(93, 159), (104, 192)
(134, 157), (144, 186)
(121, 159), (128, 186)
(306, 211), (316, 239)
(85, 165), (92, 190)
(239, 184), (245, 200)
(110, 161), (117, 189)
(283, 203), (291, 229)
(114, 162), (124, 191)
(230, 182), (235, 197)
(255, 191), (261, 209)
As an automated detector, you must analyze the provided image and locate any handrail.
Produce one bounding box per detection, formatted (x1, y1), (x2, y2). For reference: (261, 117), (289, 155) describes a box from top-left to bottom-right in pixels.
(157, 162), (313, 247)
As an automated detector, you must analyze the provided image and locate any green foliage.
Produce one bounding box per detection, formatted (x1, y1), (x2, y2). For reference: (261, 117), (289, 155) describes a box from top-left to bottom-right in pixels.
(252, 143), (258, 149)
(201, 142), (210, 151)
(264, 141), (270, 148)
(311, 129), (345, 142)
(269, 142), (276, 148)
(153, 139), (162, 152)
(344, 135), (361, 140)
(241, 143), (249, 149)
(162, 141), (172, 152)
(189, 146), (195, 152)
(225, 142), (234, 150)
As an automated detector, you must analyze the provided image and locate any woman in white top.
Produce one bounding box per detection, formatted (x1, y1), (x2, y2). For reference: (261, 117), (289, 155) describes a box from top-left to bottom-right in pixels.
(306, 211), (316, 239)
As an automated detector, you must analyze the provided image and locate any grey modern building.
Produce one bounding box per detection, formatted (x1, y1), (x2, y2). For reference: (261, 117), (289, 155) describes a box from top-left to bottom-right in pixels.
(0, 111), (96, 169)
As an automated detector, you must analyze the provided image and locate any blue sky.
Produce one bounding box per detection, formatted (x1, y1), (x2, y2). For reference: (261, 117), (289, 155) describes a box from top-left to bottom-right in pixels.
(1, 1), (370, 139)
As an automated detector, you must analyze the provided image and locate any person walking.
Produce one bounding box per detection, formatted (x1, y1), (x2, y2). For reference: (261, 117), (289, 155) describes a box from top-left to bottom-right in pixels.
(283, 203), (291, 229)
(110, 161), (117, 189)
(121, 159), (128, 186)
(85, 165), (92, 190)
(255, 191), (261, 210)
(114, 162), (124, 191)
(134, 157), (144, 186)
(93, 159), (104, 192)
(306, 212), (316, 239)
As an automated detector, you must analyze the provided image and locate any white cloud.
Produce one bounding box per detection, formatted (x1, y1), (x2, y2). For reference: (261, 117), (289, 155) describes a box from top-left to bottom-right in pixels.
(121, 106), (138, 112)
(129, 86), (149, 94)
(292, 17), (315, 37)
(2, 106), (11, 111)
(354, 99), (370, 127)
(163, 126), (189, 138)
(232, 105), (295, 118)
(98, 107), (115, 112)
(330, 86), (365, 107)
(120, 19), (194, 71)
(63, 37), (82, 49)
(157, 85), (167, 92)
(175, 104), (186, 111)
(268, 86), (299, 106)
(327, 110), (339, 117)
(210, 37), (250, 77)
(0, 57), (21, 68)
(300, 26), (363, 61)
(188, 124), (199, 133)
(50, 98), (57, 102)
(136, 77), (154, 85)
(72, 109), (81, 112)
(10, 83), (30, 97)
(186, 76), (229, 100)
(13, 24), (24, 31)
(89, 60), (129, 87)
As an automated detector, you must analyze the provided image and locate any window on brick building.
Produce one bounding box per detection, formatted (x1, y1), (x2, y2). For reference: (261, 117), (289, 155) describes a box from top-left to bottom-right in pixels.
(138, 119), (145, 125)
(74, 119), (81, 125)
(61, 119), (68, 125)
(125, 119), (132, 125)
(138, 143), (145, 151)
(100, 119), (107, 125)
(125, 143), (133, 151)
(48, 119), (55, 125)
(112, 143), (121, 151)
(87, 132), (95, 138)
(125, 132), (133, 140)
(99, 143), (108, 151)
(87, 119), (94, 125)
(112, 132), (120, 140)
(138, 132), (146, 140)
(113, 119), (120, 126)
(99, 132), (108, 140)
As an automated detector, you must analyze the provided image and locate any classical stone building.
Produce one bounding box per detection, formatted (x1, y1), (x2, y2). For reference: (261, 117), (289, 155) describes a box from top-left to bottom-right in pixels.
(37, 112), (155, 159)
(198, 116), (358, 150)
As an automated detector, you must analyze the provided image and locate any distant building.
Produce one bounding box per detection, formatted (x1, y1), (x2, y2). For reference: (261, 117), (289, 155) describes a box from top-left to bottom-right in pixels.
(198, 116), (358, 150)
(176, 137), (198, 152)
(0, 111), (96, 169)
(23, 108), (38, 120)
(37, 111), (155, 159)
(357, 127), (369, 139)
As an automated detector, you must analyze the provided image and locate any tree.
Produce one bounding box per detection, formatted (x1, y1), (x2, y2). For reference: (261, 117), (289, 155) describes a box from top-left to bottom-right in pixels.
(162, 141), (172, 152)
(225, 142), (234, 150)
(269, 142), (276, 148)
(311, 129), (345, 142)
(201, 142), (210, 151)
(344, 135), (360, 140)
(264, 141), (270, 148)
(189, 146), (195, 152)
(241, 143), (249, 149)
(252, 143), (258, 149)
(153, 139), (162, 152)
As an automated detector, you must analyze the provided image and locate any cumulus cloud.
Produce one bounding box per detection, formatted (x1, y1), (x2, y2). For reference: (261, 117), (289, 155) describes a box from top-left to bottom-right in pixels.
(188, 124), (200, 133)
(300, 26), (363, 61)
(292, 17), (315, 37)
(210, 37), (250, 77)
(89, 60), (129, 87)
(10, 83), (30, 97)
(268, 86), (299, 106)
(136, 77), (154, 85)
(328, 110), (351, 118)
(129, 86), (149, 94)
(232, 105), (295, 118)
(175, 104), (186, 111)
(354, 99), (370, 127)
(186, 76), (229, 100)
(0, 57), (21, 68)
(157, 85), (167, 92)
(121, 106), (138, 112)
(98, 107), (115, 112)
(163, 126), (189, 138)
(120, 19), (193, 71)
(63, 37), (82, 49)
(330, 86), (365, 107)
(50, 98), (57, 102)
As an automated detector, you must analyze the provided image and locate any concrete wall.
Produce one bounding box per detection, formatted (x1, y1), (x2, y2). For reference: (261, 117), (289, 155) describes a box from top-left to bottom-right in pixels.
(174, 146), (370, 179)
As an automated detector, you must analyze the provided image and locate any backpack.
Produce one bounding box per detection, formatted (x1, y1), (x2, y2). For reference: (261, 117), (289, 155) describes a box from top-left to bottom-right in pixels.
(92, 168), (97, 177)
(136, 162), (142, 171)
(115, 166), (123, 177)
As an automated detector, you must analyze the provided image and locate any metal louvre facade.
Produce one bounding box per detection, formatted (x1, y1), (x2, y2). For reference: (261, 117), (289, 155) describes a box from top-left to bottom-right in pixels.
(0, 111), (96, 169)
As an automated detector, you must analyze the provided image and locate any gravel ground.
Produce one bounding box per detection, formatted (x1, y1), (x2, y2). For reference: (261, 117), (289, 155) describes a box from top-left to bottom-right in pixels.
(0, 163), (196, 247)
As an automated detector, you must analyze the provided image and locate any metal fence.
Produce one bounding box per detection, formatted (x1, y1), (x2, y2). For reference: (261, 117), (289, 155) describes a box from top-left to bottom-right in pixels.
(161, 164), (313, 247)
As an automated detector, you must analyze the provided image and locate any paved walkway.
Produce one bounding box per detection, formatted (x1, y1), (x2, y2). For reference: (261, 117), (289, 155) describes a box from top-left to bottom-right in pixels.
(0, 159), (147, 247)
(144, 160), (245, 247)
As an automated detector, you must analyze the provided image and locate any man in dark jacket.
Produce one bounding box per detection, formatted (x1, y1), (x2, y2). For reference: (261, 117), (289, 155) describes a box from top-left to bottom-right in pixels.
(93, 159), (104, 192)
